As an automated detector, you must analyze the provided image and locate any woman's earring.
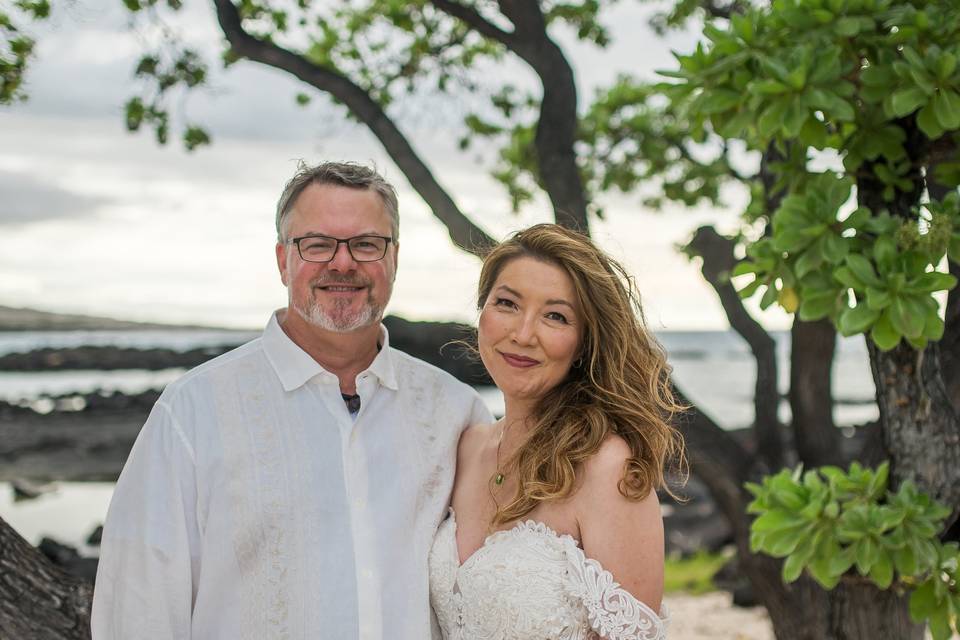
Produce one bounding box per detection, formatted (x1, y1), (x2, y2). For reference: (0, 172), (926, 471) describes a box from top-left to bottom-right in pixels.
(573, 357), (584, 368)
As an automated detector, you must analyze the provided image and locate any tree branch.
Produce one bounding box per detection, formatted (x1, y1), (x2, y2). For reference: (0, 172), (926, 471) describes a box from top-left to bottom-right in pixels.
(212, 0), (496, 256)
(688, 225), (784, 471)
(429, 0), (518, 49)
(492, 0), (589, 232)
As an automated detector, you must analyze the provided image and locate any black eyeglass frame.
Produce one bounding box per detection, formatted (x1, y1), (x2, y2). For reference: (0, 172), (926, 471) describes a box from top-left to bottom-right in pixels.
(287, 234), (394, 263)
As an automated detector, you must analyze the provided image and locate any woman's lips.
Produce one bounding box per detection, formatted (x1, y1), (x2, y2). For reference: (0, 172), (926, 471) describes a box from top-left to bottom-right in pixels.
(500, 351), (540, 368)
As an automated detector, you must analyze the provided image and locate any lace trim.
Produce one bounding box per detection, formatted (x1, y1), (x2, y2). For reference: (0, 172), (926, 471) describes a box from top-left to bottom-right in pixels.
(563, 542), (668, 640)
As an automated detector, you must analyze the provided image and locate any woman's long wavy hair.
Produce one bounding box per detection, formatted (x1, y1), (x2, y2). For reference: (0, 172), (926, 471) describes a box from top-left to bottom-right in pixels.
(478, 224), (687, 526)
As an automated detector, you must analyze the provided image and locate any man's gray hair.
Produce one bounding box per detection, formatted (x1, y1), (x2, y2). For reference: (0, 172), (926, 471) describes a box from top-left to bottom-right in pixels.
(276, 161), (399, 241)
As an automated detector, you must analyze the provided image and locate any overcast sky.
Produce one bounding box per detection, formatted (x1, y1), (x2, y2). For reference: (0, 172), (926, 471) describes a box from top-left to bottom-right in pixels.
(0, 0), (792, 330)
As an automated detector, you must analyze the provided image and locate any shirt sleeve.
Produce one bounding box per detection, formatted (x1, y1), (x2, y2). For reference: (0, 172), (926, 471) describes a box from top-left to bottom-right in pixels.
(91, 399), (200, 640)
(564, 543), (669, 640)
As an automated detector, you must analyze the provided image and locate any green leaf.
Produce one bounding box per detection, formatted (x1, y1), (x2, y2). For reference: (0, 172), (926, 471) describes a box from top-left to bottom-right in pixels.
(910, 272), (957, 293)
(808, 555), (842, 588)
(917, 102), (945, 139)
(784, 101), (808, 137)
(870, 551), (894, 588)
(782, 552), (806, 583)
(950, 234), (960, 263)
(890, 296), (925, 339)
(893, 545), (918, 576)
(861, 65), (895, 87)
(758, 99), (789, 138)
(866, 287), (892, 310)
(828, 544), (855, 575)
(834, 16), (861, 36)
(889, 87), (928, 117)
(822, 233), (848, 264)
(839, 303), (881, 336)
(933, 89), (960, 130)
(923, 312), (945, 341)
(936, 52), (957, 81)
(700, 89), (742, 114)
(799, 292), (837, 321)
(795, 247), (824, 278)
(749, 80), (790, 95)
(909, 580), (940, 622)
(752, 510), (807, 533)
(871, 311), (901, 350)
(855, 536), (879, 574)
(760, 283), (779, 310)
(873, 236), (897, 267)
(845, 254), (882, 287)
(738, 278), (763, 299)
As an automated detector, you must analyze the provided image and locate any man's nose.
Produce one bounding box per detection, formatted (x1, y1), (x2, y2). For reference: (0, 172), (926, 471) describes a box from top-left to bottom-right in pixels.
(327, 241), (358, 270)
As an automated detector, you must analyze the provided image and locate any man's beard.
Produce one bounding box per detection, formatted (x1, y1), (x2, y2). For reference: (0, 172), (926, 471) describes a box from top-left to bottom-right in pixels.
(291, 275), (389, 333)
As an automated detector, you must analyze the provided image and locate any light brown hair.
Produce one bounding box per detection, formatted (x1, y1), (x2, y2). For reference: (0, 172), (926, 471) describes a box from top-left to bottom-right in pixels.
(478, 224), (686, 525)
(275, 161), (399, 241)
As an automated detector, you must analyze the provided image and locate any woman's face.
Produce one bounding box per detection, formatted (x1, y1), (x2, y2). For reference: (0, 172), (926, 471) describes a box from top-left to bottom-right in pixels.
(478, 256), (582, 405)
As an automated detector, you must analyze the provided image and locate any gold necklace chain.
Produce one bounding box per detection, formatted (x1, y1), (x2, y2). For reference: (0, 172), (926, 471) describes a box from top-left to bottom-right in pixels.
(494, 420), (510, 486)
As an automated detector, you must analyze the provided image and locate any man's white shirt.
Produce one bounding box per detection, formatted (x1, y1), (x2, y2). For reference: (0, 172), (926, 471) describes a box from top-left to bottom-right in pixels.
(91, 313), (492, 639)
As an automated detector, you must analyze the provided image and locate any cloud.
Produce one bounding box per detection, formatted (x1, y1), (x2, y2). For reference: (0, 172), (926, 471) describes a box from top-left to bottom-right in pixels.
(0, 170), (110, 225)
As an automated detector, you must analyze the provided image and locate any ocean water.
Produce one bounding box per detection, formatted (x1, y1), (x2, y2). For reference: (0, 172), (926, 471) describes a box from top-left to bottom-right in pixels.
(0, 328), (877, 427)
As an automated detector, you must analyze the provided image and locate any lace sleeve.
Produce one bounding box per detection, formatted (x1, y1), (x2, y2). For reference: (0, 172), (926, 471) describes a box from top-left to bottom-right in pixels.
(563, 542), (669, 640)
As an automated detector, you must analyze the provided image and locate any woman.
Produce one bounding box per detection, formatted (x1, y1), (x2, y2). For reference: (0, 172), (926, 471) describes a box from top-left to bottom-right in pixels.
(429, 224), (685, 640)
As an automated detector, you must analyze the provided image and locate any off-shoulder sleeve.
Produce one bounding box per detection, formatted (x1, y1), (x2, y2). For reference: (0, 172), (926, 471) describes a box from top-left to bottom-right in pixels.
(563, 541), (669, 640)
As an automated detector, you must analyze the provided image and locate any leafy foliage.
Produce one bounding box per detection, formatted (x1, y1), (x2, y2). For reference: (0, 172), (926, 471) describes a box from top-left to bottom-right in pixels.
(747, 463), (959, 639)
(732, 177), (958, 350)
(661, 0), (960, 351)
(0, 0), (50, 104)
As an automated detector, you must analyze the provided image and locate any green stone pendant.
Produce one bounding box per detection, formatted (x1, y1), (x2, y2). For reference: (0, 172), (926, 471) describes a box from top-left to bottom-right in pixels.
(494, 473), (504, 485)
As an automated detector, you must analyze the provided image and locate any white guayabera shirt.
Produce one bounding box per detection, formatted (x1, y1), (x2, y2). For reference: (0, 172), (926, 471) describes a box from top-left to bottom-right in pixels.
(91, 312), (492, 640)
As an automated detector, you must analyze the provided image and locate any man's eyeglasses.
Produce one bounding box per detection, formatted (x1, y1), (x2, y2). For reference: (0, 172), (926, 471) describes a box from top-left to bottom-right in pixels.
(287, 234), (394, 263)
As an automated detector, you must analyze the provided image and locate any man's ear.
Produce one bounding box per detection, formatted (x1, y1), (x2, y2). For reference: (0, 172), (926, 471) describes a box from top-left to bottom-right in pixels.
(276, 241), (289, 287)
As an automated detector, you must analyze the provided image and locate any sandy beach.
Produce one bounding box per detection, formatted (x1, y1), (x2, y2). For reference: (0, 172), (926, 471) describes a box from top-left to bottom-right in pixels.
(663, 592), (773, 640)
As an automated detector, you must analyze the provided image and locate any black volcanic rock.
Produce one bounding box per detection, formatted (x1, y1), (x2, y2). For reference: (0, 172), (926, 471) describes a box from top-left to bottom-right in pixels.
(383, 316), (492, 386)
(0, 315), (493, 386)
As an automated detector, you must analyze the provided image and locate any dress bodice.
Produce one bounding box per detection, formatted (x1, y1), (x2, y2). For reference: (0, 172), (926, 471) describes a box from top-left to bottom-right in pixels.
(428, 511), (668, 640)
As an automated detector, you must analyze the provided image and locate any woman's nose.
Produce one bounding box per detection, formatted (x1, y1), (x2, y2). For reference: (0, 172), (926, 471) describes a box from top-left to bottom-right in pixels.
(510, 314), (538, 345)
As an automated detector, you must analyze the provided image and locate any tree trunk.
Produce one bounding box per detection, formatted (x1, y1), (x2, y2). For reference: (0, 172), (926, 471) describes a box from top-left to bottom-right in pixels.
(734, 539), (924, 639)
(789, 319), (843, 467)
(825, 578), (924, 640)
(0, 516), (92, 639)
(868, 341), (960, 527)
(941, 259), (960, 411)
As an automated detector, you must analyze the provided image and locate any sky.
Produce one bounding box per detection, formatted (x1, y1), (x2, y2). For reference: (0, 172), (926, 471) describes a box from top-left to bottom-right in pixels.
(0, 0), (794, 331)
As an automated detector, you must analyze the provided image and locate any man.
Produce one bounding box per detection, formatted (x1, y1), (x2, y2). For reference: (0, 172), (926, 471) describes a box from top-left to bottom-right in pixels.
(91, 162), (492, 639)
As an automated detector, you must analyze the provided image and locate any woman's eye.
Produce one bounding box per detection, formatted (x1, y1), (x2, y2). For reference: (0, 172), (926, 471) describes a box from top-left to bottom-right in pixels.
(546, 311), (568, 323)
(494, 298), (516, 308)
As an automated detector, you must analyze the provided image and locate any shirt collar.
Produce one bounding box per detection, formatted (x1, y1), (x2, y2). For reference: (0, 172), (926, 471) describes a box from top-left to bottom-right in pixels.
(262, 311), (398, 392)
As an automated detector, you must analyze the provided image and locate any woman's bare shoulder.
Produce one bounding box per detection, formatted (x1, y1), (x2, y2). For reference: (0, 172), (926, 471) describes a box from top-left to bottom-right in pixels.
(457, 421), (497, 461)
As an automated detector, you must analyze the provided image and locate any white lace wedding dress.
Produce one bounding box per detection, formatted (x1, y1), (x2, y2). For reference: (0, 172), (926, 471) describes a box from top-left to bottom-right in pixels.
(428, 510), (668, 640)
